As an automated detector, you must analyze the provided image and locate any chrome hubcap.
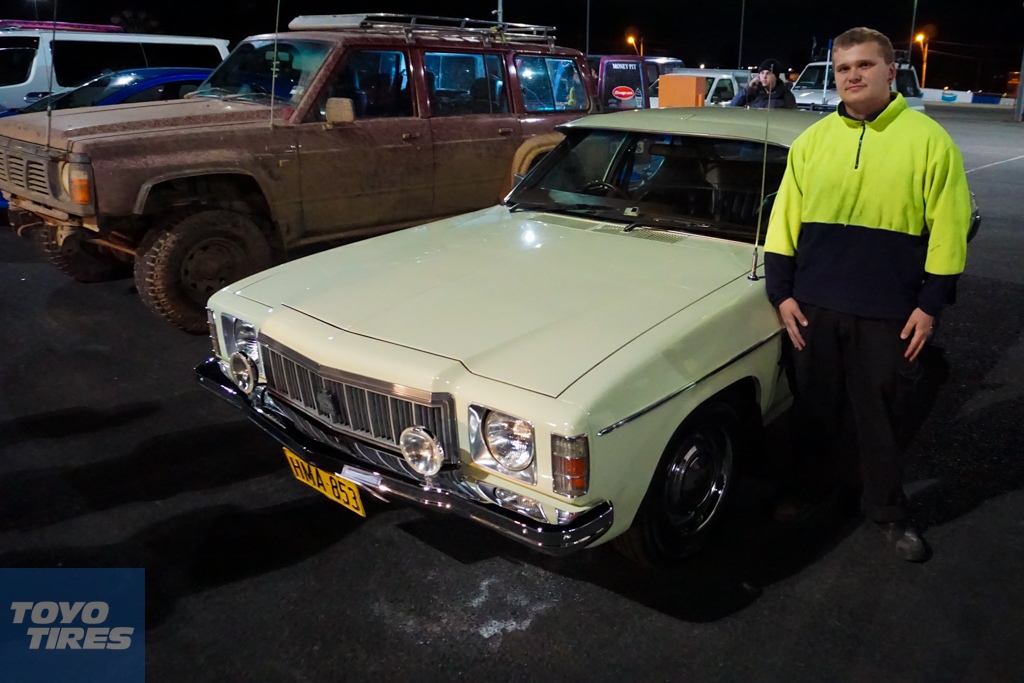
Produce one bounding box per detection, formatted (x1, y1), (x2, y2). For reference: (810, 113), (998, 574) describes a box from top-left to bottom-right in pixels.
(662, 427), (732, 537)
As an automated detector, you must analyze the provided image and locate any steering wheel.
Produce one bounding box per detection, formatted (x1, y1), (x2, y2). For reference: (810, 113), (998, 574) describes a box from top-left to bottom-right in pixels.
(581, 180), (629, 199)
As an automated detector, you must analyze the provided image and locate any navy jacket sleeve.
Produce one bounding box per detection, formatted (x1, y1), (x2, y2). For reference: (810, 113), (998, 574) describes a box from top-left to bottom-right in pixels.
(765, 252), (797, 307)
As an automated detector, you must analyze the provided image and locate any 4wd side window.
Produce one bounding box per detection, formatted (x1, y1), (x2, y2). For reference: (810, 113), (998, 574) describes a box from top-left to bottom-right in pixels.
(312, 50), (412, 122)
(515, 56), (587, 112)
(424, 53), (508, 116)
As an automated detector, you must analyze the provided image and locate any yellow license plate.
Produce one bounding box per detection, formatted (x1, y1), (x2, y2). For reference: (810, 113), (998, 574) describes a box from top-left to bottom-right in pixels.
(284, 448), (365, 517)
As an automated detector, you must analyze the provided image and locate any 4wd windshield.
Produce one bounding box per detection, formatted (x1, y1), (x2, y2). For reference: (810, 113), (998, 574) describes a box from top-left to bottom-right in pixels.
(20, 72), (145, 113)
(507, 128), (789, 244)
(194, 39), (331, 104)
(794, 64), (836, 90)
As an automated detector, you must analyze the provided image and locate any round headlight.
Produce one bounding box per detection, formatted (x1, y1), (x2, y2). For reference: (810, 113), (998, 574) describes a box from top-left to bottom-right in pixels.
(399, 426), (445, 476)
(229, 352), (257, 394)
(484, 411), (534, 471)
(234, 319), (258, 359)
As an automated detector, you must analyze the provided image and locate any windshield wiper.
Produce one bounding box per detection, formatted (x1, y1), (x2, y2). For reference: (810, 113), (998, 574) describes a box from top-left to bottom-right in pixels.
(507, 201), (624, 218)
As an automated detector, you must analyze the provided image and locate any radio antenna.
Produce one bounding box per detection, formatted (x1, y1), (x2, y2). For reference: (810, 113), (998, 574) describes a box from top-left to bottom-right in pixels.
(268, 0), (282, 128)
(44, 0), (59, 152)
(747, 74), (775, 281)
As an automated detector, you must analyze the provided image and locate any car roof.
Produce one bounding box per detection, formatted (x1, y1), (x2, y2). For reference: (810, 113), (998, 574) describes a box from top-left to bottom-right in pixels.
(106, 67), (212, 79)
(562, 106), (827, 147)
(248, 30), (583, 56)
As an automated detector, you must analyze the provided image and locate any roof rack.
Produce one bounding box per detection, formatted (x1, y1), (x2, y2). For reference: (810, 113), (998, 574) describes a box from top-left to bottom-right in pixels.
(0, 20), (125, 33)
(287, 14), (557, 48)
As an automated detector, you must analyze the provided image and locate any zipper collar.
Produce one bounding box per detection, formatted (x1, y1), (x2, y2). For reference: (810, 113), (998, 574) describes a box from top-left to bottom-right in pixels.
(837, 92), (906, 129)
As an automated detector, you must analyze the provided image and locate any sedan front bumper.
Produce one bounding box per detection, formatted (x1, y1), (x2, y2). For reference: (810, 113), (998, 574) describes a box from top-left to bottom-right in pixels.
(195, 358), (613, 555)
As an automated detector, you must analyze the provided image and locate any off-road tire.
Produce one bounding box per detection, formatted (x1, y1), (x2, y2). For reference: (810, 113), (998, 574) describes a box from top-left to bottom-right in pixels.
(36, 226), (129, 283)
(611, 402), (739, 566)
(135, 209), (272, 333)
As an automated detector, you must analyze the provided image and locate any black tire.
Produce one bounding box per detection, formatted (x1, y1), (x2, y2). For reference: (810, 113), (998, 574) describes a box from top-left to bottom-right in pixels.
(611, 402), (739, 566)
(36, 226), (130, 283)
(134, 209), (272, 333)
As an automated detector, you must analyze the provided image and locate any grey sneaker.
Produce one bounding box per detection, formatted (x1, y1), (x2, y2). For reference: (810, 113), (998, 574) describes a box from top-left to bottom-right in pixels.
(878, 521), (929, 562)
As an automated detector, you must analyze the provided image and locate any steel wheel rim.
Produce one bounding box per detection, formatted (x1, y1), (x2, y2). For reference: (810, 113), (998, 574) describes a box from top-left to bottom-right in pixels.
(662, 426), (732, 537)
(180, 237), (246, 304)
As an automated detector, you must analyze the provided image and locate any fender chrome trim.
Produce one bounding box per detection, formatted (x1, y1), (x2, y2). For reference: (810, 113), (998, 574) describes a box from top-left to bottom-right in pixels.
(597, 329), (783, 437)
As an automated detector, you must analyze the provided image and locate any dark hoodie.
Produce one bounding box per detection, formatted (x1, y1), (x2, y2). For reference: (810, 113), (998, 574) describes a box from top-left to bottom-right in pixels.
(729, 58), (798, 109)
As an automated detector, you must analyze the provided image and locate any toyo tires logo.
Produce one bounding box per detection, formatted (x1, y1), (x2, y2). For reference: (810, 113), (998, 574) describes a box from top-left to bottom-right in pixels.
(11, 601), (134, 650)
(1, 569), (144, 683)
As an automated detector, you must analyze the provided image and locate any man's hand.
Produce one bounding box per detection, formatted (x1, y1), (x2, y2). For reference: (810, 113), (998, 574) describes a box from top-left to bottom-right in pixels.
(778, 298), (808, 350)
(901, 308), (934, 361)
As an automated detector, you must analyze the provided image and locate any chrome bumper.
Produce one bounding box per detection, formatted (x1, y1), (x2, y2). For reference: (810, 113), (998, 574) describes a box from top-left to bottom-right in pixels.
(195, 358), (613, 555)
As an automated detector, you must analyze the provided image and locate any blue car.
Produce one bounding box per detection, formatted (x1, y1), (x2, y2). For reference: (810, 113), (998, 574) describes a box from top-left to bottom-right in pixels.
(0, 67), (213, 118)
(0, 67), (212, 213)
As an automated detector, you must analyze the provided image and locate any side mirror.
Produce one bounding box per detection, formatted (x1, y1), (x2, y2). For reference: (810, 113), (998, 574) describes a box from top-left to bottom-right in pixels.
(325, 97), (355, 126)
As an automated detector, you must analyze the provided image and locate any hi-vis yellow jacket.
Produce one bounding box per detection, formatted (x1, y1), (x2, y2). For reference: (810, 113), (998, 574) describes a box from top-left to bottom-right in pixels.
(764, 93), (971, 319)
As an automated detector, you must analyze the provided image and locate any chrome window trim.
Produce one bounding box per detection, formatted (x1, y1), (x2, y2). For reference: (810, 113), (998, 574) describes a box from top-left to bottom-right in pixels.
(597, 329), (783, 436)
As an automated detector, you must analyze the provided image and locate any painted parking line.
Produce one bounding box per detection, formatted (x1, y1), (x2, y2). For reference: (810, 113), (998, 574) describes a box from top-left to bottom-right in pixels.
(965, 153), (1024, 174)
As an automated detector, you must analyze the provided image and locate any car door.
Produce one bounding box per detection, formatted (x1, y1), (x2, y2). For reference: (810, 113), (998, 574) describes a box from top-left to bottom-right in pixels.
(424, 50), (522, 215)
(295, 48), (433, 241)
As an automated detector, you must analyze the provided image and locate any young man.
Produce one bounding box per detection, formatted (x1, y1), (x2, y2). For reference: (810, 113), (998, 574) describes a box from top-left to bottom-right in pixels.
(764, 28), (971, 561)
(729, 58), (798, 109)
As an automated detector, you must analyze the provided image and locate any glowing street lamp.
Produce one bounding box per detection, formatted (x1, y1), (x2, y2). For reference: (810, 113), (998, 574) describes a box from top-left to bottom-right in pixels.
(916, 33), (929, 88)
(627, 35), (643, 56)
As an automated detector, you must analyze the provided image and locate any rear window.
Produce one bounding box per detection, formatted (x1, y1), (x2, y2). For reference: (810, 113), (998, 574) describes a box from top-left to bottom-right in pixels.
(137, 43), (224, 69)
(516, 56), (587, 113)
(602, 60), (644, 110)
(53, 41), (147, 87)
(0, 37), (38, 87)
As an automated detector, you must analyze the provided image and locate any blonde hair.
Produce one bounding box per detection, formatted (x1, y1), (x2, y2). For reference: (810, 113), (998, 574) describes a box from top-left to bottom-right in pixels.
(832, 27), (895, 64)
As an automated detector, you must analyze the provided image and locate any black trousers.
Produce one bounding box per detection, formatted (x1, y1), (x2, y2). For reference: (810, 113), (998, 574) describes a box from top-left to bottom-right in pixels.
(789, 303), (916, 523)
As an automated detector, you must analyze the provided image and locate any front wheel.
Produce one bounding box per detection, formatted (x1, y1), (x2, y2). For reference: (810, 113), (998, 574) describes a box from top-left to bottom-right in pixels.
(611, 403), (737, 566)
(135, 209), (272, 333)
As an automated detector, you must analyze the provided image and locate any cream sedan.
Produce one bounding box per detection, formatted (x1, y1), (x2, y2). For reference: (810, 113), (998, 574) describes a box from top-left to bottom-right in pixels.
(196, 107), (977, 564)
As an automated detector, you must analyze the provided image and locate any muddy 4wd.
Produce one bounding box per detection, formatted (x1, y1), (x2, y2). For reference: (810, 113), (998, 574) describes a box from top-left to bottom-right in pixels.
(0, 14), (595, 332)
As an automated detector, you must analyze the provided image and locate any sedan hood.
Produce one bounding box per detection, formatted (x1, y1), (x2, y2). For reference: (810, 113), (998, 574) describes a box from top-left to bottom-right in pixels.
(238, 207), (752, 397)
(0, 98), (276, 150)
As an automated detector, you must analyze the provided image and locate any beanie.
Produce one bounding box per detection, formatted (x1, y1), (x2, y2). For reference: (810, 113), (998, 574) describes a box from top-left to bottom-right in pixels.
(758, 58), (784, 76)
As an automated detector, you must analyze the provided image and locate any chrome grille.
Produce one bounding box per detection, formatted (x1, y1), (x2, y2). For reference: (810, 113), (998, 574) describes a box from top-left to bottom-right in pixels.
(0, 151), (7, 183)
(261, 340), (458, 467)
(7, 156), (26, 187)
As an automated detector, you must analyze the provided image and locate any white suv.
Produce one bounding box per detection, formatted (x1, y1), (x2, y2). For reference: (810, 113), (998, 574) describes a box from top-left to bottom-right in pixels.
(791, 59), (925, 112)
(0, 20), (228, 110)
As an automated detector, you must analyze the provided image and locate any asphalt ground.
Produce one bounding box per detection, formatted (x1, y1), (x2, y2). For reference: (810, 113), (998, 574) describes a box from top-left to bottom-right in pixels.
(2, 104), (1023, 682)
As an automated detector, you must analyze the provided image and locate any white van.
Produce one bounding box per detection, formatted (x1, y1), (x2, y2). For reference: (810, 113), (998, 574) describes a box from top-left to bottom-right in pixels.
(791, 59), (925, 112)
(0, 20), (229, 111)
(649, 68), (752, 108)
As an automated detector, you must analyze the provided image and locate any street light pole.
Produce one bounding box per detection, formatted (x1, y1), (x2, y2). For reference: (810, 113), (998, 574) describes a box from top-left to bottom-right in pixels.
(585, 0), (590, 55)
(908, 0), (918, 62)
(916, 34), (929, 87)
(496, 0), (503, 23)
(1015, 48), (1024, 122)
(738, 0), (745, 69)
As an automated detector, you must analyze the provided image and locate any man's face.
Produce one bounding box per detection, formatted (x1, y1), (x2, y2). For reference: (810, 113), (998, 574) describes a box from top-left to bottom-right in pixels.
(759, 70), (778, 89)
(833, 42), (896, 110)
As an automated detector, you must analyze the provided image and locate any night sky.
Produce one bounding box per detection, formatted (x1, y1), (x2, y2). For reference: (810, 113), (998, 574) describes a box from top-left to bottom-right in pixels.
(2, 0), (1021, 91)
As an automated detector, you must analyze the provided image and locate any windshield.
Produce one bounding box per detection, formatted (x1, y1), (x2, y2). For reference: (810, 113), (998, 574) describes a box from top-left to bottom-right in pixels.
(0, 37), (38, 87)
(21, 72), (146, 113)
(507, 128), (789, 244)
(194, 39), (331, 104)
(794, 64), (836, 90)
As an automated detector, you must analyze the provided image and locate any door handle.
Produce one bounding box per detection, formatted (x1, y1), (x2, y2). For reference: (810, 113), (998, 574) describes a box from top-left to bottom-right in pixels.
(402, 132), (420, 141)
(24, 92), (50, 103)
(498, 127), (514, 136)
